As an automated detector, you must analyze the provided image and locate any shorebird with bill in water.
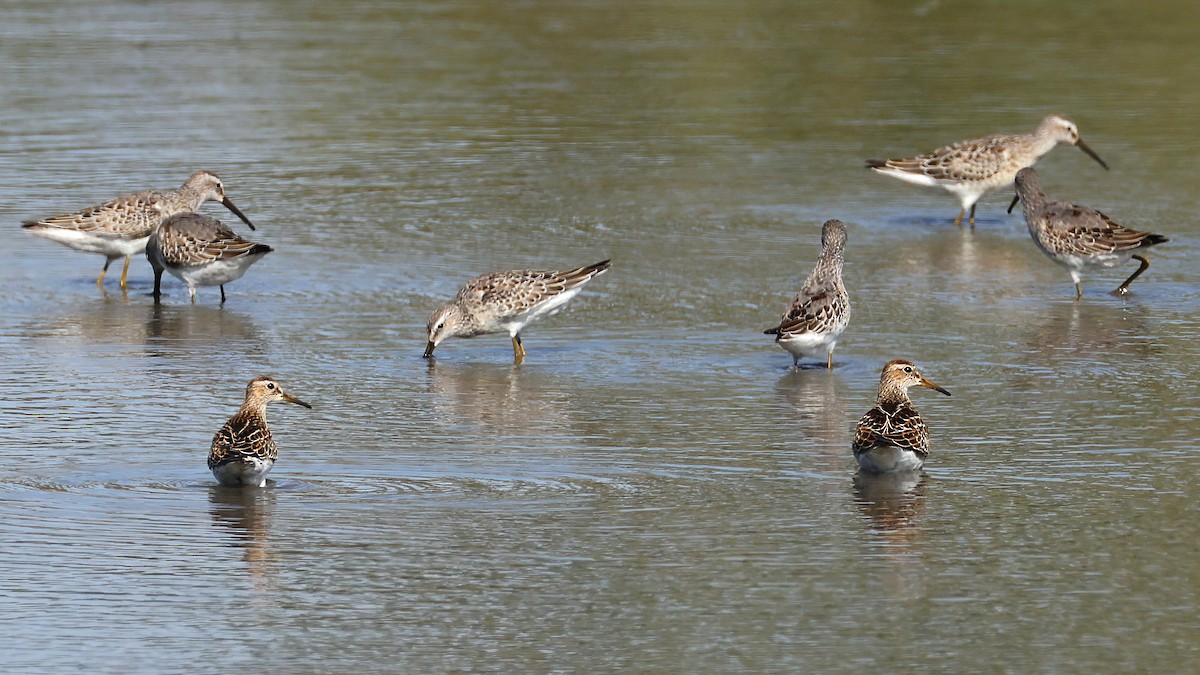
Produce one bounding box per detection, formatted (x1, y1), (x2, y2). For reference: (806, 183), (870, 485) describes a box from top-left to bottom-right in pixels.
(867, 114), (1108, 227)
(22, 170), (254, 288)
(424, 260), (611, 363)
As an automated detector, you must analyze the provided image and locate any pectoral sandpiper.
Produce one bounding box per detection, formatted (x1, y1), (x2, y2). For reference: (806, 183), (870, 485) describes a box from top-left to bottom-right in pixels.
(853, 360), (951, 474)
(208, 376), (312, 487)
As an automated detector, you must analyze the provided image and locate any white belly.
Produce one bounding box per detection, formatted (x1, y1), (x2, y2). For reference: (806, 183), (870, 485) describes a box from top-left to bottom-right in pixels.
(778, 332), (836, 360)
(501, 286), (584, 335)
(27, 227), (149, 259)
(856, 445), (924, 474)
(212, 458), (274, 487)
(873, 166), (997, 209)
(169, 254), (269, 288)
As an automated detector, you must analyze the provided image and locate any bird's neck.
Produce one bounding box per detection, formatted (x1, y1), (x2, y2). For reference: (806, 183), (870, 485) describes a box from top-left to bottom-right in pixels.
(1019, 189), (1047, 225)
(810, 248), (844, 285)
(1029, 133), (1061, 160)
(238, 400), (268, 422)
(876, 384), (912, 407)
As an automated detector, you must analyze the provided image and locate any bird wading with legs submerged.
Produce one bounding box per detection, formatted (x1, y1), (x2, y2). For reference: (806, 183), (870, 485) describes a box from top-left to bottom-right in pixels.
(1008, 167), (1168, 299)
(22, 170), (254, 288)
(867, 114), (1108, 227)
(853, 360), (951, 474)
(424, 260), (611, 364)
(764, 219), (850, 369)
(209, 376), (312, 488)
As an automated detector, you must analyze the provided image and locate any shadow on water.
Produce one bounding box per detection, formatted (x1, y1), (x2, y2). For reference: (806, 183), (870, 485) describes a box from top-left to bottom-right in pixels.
(880, 213), (1011, 230)
(852, 471), (928, 550)
(849, 472), (931, 602)
(853, 472), (927, 532)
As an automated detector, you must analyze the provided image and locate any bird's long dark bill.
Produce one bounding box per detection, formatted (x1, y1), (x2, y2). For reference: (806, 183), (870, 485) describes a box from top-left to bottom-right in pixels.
(1075, 138), (1109, 170)
(1007, 194), (1020, 214)
(221, 196), (255, 230)
(283, 393), (313, 409)
(423, 341), (436, 358)
(920, 377), (951, 396)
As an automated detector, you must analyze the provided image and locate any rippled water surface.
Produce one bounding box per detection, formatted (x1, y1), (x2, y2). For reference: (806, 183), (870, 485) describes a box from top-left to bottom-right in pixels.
(3, 1), (1200, 672)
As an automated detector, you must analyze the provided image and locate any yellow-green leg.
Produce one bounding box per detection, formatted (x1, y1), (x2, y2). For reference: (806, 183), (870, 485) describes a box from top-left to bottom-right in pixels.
(119, 256), (131, 288)
(512, 335), (526, 363)
(97, 258), (113, 285)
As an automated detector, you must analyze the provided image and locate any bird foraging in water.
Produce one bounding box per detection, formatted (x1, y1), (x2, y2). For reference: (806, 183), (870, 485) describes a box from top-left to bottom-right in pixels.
(763, 219), (850, 369)
(21, 170), (254, 288)
(853, 360), (951, 474)
(866, 114), (1108, 227)
(424, 260), (611, 363)
(1009, 167), (1168, 299)
(209, 376), (312, 487)
(147, 212), (272, 303)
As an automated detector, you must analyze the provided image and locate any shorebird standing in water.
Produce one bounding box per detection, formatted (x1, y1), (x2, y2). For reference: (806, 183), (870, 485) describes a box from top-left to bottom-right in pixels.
(764, 219), (850, 369)
(147, 212), (272, 303)
(853, 360), (951, 474)
(424, 260), (611, 363)
(867, 114), (1108, 227)
(22, 170), (254, 288)
(1009, 167), (1168, 299)
(209, 376), (312, 487)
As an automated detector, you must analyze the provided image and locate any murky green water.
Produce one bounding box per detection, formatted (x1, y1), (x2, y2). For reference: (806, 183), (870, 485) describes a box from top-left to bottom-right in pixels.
(3, 1), (1200, 672)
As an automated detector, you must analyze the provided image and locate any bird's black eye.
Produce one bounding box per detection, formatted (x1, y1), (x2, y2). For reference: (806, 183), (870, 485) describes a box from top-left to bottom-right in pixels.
(903, 367), (913, 373)
(267, 383), (276, 390)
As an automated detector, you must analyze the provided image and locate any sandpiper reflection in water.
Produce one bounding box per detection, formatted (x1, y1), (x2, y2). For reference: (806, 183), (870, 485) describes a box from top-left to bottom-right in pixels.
(209, 485), (276, 593)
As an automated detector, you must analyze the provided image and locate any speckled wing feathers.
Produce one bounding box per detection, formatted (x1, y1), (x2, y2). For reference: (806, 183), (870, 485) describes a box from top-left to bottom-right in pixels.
(208, 412), (276, 469)
(1041, 201), (1165, 256)
(157, 214), (271, 267)
(22, 191), (167, 238)
(852, 402), (930, 458)
(461, 261), (610, 318)
(880, 133), (1020, 184)
(772, 286), (849, 338)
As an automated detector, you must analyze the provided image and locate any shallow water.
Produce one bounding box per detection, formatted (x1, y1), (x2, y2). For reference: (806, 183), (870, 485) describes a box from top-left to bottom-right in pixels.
(3, 1), (1200, 672)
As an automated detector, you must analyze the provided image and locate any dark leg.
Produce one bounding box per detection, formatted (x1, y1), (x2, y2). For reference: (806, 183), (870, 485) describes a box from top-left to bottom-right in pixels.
(220, 285), (226, 304)
(1115, 255), (1151, 295)
(152, 268), (163, 303)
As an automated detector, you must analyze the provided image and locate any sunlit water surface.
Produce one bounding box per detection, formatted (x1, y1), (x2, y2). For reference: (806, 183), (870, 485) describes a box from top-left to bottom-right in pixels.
(2, 1), (1200, 672)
